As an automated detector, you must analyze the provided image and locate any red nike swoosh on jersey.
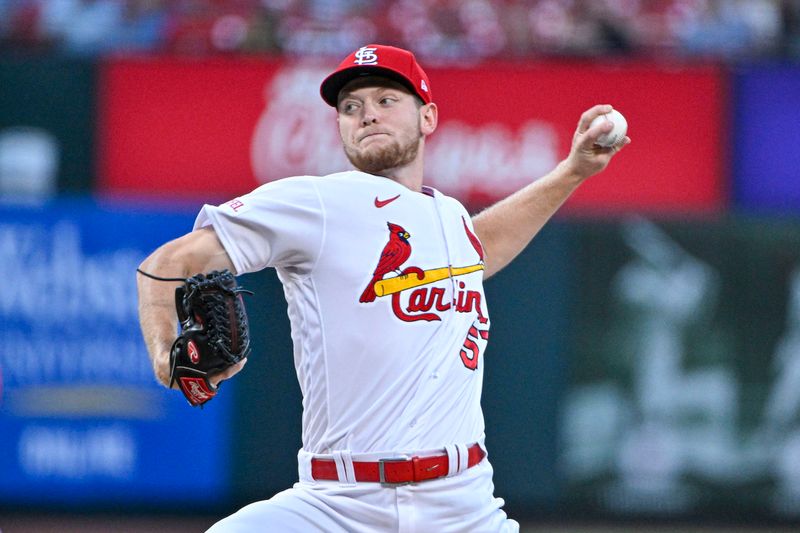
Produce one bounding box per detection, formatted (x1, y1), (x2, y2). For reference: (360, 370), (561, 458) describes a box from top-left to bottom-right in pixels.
(374, 194), (401, 208)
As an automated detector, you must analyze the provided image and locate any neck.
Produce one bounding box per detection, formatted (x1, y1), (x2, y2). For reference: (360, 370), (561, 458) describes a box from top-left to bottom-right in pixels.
(372, 145), (426, 192)
(380, 167), (423, 192)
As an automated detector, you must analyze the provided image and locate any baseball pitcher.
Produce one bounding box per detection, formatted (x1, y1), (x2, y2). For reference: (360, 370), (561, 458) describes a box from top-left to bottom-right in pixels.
(137, 44), (629, 532)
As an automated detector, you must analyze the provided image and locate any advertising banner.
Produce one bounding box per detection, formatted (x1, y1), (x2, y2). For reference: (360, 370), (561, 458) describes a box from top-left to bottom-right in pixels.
(98, 57), (724, 212)
(0, 199), (234, 506)
(562, 218), (800, 518)
(733, 65), (800, 214)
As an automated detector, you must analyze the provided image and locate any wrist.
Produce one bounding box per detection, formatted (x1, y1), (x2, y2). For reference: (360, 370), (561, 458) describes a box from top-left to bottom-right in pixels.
(152, 349), (173, 388)
(556, 158), (590, 184)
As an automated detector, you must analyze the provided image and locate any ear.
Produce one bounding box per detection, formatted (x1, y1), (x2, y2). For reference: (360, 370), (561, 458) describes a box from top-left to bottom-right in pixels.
(420, 103), (438, 137)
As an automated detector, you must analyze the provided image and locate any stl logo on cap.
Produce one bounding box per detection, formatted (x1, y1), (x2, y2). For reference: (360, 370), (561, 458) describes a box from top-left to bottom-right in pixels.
(353, 46), (379, 65)
(319, 44), (432, 107)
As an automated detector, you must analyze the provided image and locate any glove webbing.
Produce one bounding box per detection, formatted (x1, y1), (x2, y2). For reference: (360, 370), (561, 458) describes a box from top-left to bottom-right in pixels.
(182, 275), (253, 364)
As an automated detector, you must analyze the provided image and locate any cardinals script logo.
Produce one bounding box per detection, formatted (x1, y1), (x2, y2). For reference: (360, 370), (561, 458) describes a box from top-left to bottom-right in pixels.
(359, 220), (490, 369)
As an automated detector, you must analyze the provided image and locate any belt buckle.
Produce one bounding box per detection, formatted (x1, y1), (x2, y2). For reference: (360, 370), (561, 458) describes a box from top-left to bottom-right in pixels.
(378, 456), (411, 487)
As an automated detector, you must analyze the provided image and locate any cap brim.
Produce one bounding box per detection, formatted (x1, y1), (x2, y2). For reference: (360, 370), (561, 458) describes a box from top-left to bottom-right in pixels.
(320, 66), (420, 107)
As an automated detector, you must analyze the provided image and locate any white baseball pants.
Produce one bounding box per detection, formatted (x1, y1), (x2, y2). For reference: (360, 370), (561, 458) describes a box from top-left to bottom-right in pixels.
(207, 456), (518, 532)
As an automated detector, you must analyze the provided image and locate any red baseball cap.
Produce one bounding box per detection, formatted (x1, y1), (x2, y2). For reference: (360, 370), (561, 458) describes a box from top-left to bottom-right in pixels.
(320, 44), (432, 107)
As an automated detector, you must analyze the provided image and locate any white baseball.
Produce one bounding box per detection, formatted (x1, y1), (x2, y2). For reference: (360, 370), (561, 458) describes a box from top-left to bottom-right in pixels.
(589, 109), (627, 148)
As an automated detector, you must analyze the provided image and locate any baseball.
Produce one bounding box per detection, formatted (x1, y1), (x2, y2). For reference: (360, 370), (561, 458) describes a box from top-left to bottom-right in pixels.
(590, 109), (627, 147)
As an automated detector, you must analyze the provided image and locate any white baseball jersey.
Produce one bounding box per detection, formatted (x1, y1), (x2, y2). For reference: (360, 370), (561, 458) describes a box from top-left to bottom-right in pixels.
(195, 170), (491, 456)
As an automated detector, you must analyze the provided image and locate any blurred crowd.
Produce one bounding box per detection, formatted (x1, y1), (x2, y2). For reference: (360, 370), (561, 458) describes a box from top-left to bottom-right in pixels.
(0, 0), (799, 62)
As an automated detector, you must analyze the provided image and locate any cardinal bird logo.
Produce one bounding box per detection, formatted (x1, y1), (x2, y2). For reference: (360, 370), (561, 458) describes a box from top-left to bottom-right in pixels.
(359, 222), (412, 303)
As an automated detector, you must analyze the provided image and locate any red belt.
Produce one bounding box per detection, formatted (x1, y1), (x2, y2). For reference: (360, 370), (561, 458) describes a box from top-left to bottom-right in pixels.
(310, 443), (485, 486)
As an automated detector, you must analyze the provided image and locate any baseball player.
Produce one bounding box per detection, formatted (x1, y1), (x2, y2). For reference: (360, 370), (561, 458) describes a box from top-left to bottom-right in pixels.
(137, 44), (628, 532)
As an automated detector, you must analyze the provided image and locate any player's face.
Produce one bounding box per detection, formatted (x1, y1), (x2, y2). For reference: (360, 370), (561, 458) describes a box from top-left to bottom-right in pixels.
(337, 79), (430, 175)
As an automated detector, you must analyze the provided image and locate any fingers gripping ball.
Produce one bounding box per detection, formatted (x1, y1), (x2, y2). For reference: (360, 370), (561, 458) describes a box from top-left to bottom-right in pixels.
(590, 109), (627, 148)
(136, 269), (254, 407)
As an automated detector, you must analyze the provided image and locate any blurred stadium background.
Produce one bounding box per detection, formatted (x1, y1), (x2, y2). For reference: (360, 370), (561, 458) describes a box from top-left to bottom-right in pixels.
(2, 0), (800, 531)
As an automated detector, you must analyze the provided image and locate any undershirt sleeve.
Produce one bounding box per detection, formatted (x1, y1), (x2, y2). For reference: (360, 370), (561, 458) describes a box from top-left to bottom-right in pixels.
(193, 176), (325, 276)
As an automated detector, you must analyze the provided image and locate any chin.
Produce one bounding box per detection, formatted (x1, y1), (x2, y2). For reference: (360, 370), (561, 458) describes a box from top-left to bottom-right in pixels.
(360, 138), (390, 153)
(345, 139), (417, 175)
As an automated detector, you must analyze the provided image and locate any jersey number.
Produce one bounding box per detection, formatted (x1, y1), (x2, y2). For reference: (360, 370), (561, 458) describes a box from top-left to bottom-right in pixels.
(460, 321), (489, 370)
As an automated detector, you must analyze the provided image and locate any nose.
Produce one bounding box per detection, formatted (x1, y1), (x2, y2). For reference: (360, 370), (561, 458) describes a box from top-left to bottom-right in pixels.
(361, 113), (377, 126)
(361, 101), (378, 126)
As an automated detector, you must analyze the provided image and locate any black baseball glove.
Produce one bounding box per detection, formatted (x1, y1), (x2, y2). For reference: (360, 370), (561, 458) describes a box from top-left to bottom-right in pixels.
(171, 270), (253, 406)
(139, 268), (253, 406)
